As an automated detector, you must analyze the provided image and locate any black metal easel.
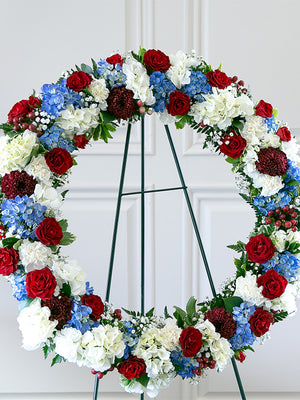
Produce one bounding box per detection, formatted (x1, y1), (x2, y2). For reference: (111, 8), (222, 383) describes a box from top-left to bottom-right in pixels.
(93, 117), (246, 400)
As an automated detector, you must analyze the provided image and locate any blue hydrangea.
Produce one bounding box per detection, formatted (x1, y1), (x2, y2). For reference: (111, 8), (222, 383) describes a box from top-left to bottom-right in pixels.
(1, 195), (46, 239)
(264, 116), (279, 132)
(253, 191), (292, 216)
(96, 59), (126, 89)
(121, 321), (139, 359)
(39, 125), (75, 153)
(40, 79), (82, 117)
(170, 350), (198, 378)
(149, 71), (176, 113)
(8, 267), (27, 301)
(66, 300), (99, 334)
(85, 281), (94, 295)
(262, 251), (300, 281)
(284, 160), (300, 194)
(181, 70), (211, 102)
(229, 303), (256, 351)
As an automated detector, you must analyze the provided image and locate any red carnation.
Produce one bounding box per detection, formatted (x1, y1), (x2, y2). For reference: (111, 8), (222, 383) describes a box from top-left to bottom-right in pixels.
(255, 100), (273, 118)
(35, 217), (63, 246)
(206, 69), (231, 89)
(26, 267), (57, 301)
(245, 234), (276, 264)
(106, 54), (123, 66)
(66, 71), (93, 92)
(0, 247), (19, 276)
(179, 326), (203, 357)
(42, 294), (73, 329)
(166, 90), (190, 116)
(1, 170), (37, 199)
(276, 127), (291, 142)
(81, 294), (104, 321)
(107, 85), (137, 120)
(8, 100), (30, 121)
(45, 147), (73, 175)
(205, 307), (236, 339)
(257, 269), (288, 300)
(255, 147), (289, 176)
(74, 134), (89, 149)
(28, 96), (41, 108)
(117, 355), (147, 379)
(143, 49), (171, 72)
(249, 307), (273, 337)
(220, 133), (247, 159)
(235, 350), (246, 363)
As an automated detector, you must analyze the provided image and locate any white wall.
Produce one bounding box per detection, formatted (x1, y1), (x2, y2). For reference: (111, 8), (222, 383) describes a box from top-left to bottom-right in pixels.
(0, 1), (300, 399)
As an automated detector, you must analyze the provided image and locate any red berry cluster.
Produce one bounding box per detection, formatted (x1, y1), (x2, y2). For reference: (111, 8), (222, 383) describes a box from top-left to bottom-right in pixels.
(193, 355), (216, 376)
(230, 76), (247, 94)
(7, 97), (42, 135)
(91, 365), (114, 379)
(264, 205), (299, 231)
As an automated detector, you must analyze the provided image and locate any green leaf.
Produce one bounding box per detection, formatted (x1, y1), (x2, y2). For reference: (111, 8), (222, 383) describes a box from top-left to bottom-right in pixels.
(43, 343), (55, 359)
(227, 241), (245, 253)
(91, 58), (98, 71)
(175, 117), (186, 130)
(101, 126), (113, 143)
(13, 239), (22, 251)
(60, 231), (76, 246)
(92, 124), (102, 141)
(80, 63), (93, 75)
(173, 306), (187, 328)
(121, 307), (137, 317)
(164, 306), (172, 319)
(58, 219), (68, 232)
(186, 296), (196, 318)
(225, 156), (240, 164)
(75, 64), (80, 71)
(146, 307), (154, 318)
(61, 282), (71, 297)
(136, 374), (149, 388)
(273, 108), (278, 118)
(273, 311), (288, 323)
(2, 237), (19, 248)
(101, 111), (115, 124)
(223, 296), (243, 313)
(106, 123), (116, 132)
(232, 119), (244, 131)
(51, 354), (65, 367)
(61, 190), (69, 199)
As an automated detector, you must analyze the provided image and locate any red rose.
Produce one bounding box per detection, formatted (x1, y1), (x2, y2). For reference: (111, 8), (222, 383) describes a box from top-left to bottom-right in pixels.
(255, 100), (273, 118)
(166, 90), (190, 116)
(276, 127), (291, 142)
(106, 54), (123, 66)
(143, 49), (171, 72)
(45, 147), (73, 175)
(117, 355), (146, 379)
(245, 234), (276, 264)
(74, 134), (89, 149)
(249, 307), (273, 337)
(220, 133), (247, 159)
(179, 326), (203, 357)
(81, 294), (104, 321)
(66, 71), (93, 92)
(26, 267), (57, 300)
(28, 96), (41, 108)
(0, 247), (19, 276)
(206, 69), (231, 89)
(257, 269), (288, 300)
(36, 217), (63, 246)
(8, 100), (30, 120)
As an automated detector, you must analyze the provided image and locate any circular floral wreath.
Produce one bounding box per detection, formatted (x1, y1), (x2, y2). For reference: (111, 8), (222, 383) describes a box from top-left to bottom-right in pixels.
(0, 48), (300, 398)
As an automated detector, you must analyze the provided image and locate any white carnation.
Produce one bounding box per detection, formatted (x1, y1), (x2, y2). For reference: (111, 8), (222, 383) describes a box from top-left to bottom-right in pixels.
(260, 132), (281, 148)
(282, 137), (300, 163)
(255, 174), (284, 197)
(52, 258), (86, 296)
(33, 183), (63, 216)
(267, 284), (297, 315)
(159, 318), (181, 351)
(25, 154), (51, 184)
(167, 50), (199, 88)
(88, 78), (109, 110)
(240, 115), (268, 146)
(56, 105), (100, 138)
(19, 239), (53, 272)
(234, 271), (265, 306)
(54, 327), (82, 363)
(17, 298), (57, 351)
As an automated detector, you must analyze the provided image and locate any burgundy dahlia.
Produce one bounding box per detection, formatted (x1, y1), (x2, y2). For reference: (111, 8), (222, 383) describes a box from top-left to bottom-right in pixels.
(205, 307), (236, 339)
(107, 85), (137, 120)
(255, 147), (289, 176)
(42, 294), (73, 330)
(1, 170), (37, 199)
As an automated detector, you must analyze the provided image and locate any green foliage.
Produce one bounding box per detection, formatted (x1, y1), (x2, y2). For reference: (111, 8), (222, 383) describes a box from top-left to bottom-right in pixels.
(173, 296), (200, 328)
(61, 283), (71, 297)
(232, 118), (244, 132)
(227, 240), (245, 253)
(273, 311), (288, 323)
(146, 307), (154, 318)
(223, 296), (243, 313)
(175, 115), (192, 129)
(91, 58), (98, 71)
(164, 306), (172, 319)
(136, 374), (150, 387)
(287, 241), (300, 254)
(80, 63), (93, 75)
(2, 237), (19, 248)
(43, 342), (55, 359)
(58, 219), (68, 232)
(225, 156), (241, 165)
(60, 232), (76, 246)
(51, 354), (65, 367)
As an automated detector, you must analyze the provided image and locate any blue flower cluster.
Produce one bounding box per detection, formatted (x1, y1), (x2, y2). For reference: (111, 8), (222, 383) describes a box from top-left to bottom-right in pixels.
(85, 281), (94, 295)
(170, 350), (198, 378)
(149, 71), (176, 112)
(40, 79), (82, 117)
(264, 116), (279, 132)
(66, 300), (99, 334)
(1, 195), (46, 239)
(262, 251), (300, 281)
(181, 70), (211, 102)
(253, 191), (292, 216)
(284, 160), (300, 194)
(229, 303), (256, 351)
(121, 321), (139, 359)
(96, 59), (126, 89)
(8, 266), (27, 301)
(39, 125), (75, 153)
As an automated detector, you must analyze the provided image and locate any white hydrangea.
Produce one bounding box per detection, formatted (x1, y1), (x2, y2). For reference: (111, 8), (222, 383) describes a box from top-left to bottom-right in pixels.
(240, 115), (268, 146)
(19, 239), (53, 272)
(88, 78), (109, 110)
(123, 55), (155, 105)
(167, 50), (199, 89)
(234, 271), (265, 306)
(52, 258), (86, 296)
(159, 318), (181, 351)
(189, 88), (254, 130)
(17, 298), (57, 351)
(145, 372), (176, 398)
(54, 327), (83, 363)
(24, 154), (52, 184)
(158, 109), (176, 124)
(0, 131), (37, 176)
(80, 325), (125, 371)
(33, 183), (63, 216)
(56, 105), (100, 138)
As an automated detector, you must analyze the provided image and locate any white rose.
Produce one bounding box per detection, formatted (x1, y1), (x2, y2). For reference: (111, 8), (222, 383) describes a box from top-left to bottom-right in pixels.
(19, 239), (53, 272)
(52, 258), (86, 296)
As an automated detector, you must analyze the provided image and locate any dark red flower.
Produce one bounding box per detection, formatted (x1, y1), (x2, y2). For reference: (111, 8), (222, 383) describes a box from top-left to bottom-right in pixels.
(66, 71), (93, 92)
(245, 234), (276, 264)
(107, 85), (137, 120)
(35, 217), (63, 246)
(276, 127), (291, 142)
(74, 134), (89, 149)
(45, 147), (73, 175)
(249, 307), (274, 337)
(205, 307), (236, 339)
(28, 96), (41, 108)
(220, 133), (247, 159)
(81, 294), (104, 321)
(26, 267), (57, 300)
(166, 90), (190, 116)
(255, 147), (289, 176)
(0, 247), (19, 276)
(257, 269), (288, 300)
(1, 170), (37, 199)
(117, 355), (147, 379)
(255, 100), (273, 118)
(42, 294), (73, 329)
(206, 69), (231, 89)
(235, 350), (246, 363)
(143, 49), (171, 72)
(179, 326), (203, 357)
(8, 100), (30, 120)
(106, 54), (123, 66)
